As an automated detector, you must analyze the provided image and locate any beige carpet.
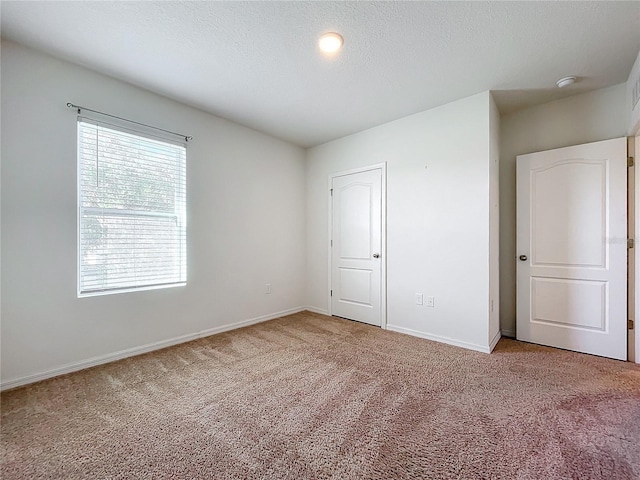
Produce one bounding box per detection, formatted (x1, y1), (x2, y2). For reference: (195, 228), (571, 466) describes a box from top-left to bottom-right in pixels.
(2, 311), (639, 479)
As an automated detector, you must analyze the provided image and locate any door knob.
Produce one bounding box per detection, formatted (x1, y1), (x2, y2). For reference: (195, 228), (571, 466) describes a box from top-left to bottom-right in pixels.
(373, 253), (380, 258)
(519, 255), (527, 261)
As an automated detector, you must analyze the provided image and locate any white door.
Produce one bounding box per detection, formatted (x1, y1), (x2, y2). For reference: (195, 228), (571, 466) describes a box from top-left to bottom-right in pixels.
(516, 137), (627, 360)
(331, 168), (383, 326)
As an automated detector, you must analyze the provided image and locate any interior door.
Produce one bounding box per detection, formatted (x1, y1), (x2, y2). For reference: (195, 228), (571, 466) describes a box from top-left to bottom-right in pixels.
(331, 168), (382, 327)
(516, 137), (627, 360)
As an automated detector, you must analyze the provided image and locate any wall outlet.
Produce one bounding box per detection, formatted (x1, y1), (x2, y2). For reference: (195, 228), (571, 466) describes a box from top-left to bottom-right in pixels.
(265, 283), (272, 294)
(415, 293), (423, 305)
(426, 296), (435, 307)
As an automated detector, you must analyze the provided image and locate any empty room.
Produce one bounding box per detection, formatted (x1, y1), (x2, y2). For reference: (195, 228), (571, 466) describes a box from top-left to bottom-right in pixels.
(1, 1), (640, 478)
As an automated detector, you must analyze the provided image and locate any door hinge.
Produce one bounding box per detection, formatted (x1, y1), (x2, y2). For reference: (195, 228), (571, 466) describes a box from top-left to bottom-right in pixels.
(330, 290), (333, 297)
(330, 188), (333, 196)
(330, 239), (333, 247)
(629, 319), (635, 330)
(629, 238), (635, 249)
(629, 156), (635, 167)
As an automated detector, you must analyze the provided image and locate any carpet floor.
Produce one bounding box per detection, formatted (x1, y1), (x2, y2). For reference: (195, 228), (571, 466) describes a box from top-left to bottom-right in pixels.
(1, 311), (639, 479)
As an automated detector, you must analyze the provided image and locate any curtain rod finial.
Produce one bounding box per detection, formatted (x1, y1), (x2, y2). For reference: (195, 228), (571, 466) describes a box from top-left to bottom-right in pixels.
(66, 102), (81, 114)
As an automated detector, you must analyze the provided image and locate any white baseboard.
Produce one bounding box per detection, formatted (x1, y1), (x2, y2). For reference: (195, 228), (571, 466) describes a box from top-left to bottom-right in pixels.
(489, 330), (502, 352)
(0, 306), (305, 392)
(386, 324), (492, 354)
(501, 329), (516, 338)
(305, 306), (330, 316)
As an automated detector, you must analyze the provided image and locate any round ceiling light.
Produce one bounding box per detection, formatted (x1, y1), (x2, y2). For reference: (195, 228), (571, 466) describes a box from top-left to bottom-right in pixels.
(556, 76), (576, 88)
(318, 32), (344, 54)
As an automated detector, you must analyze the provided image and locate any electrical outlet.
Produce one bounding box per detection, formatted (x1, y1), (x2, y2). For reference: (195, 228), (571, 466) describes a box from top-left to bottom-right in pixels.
(415, 293), (423, 305)
(426, 296), (435, 307)
(265, 283), (272, 294)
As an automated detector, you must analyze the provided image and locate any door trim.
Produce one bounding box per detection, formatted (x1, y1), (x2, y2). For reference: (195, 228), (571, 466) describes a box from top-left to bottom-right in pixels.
(634, 133), (640, 364)
(328, 163), (387, 329)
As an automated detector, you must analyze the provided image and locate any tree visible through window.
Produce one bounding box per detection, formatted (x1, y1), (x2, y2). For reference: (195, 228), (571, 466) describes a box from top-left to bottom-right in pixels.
(78, 119), (186, 295)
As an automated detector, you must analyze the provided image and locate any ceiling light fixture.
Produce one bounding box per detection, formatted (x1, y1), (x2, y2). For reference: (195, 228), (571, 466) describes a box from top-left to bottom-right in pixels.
(318, 32), (344, 55)
(556, 76), (576, 88)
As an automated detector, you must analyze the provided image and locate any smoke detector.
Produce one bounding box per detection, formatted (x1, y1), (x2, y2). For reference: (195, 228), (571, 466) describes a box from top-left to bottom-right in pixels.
(556, 76), (576, 88)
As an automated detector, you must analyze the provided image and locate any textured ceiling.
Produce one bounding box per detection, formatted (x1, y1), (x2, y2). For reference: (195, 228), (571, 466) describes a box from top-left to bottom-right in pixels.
(2, 1), (639, 147)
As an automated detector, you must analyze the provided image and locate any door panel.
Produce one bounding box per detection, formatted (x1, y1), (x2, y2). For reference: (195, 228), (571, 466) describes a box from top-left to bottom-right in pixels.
(516, 137), (627, 360)
(331, 169), (382, 326)
(338, 268), (372, 305)
(532, 161), (606, 267)
(339, 184), (372, 259)
(531, 277), (606, 330)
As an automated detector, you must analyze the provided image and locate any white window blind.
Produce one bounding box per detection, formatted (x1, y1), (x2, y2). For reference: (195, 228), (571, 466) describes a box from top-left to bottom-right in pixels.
(78, 119), (187, 296)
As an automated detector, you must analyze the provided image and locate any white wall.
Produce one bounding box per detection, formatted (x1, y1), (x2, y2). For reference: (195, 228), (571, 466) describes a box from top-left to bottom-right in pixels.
(628, 49), (640, 134)
(1, 41), (307, 387)
(489, 95), (500, 345)
(306, 92), (494, 352)
(499, 84), (628, 336)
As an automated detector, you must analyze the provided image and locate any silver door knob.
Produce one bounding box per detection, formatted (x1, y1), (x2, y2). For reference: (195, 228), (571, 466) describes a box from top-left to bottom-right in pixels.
(519, 255), (527, 261)
(373, 253), (380, 258)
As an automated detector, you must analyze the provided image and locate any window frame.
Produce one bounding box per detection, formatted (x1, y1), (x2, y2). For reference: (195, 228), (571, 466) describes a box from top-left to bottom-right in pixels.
(76, 117), (187, 298)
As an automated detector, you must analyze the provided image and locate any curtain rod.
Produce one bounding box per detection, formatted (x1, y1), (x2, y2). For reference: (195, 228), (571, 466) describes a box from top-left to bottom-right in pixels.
(66, 102), (193, 142)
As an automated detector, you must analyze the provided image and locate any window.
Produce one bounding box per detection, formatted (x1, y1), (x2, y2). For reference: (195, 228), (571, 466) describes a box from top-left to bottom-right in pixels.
(78, 119), (186, 296)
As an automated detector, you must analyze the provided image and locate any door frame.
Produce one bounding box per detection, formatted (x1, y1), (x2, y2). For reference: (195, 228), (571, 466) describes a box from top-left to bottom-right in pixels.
(328, 163), (387, 329)
(634, 132), (640, 364)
